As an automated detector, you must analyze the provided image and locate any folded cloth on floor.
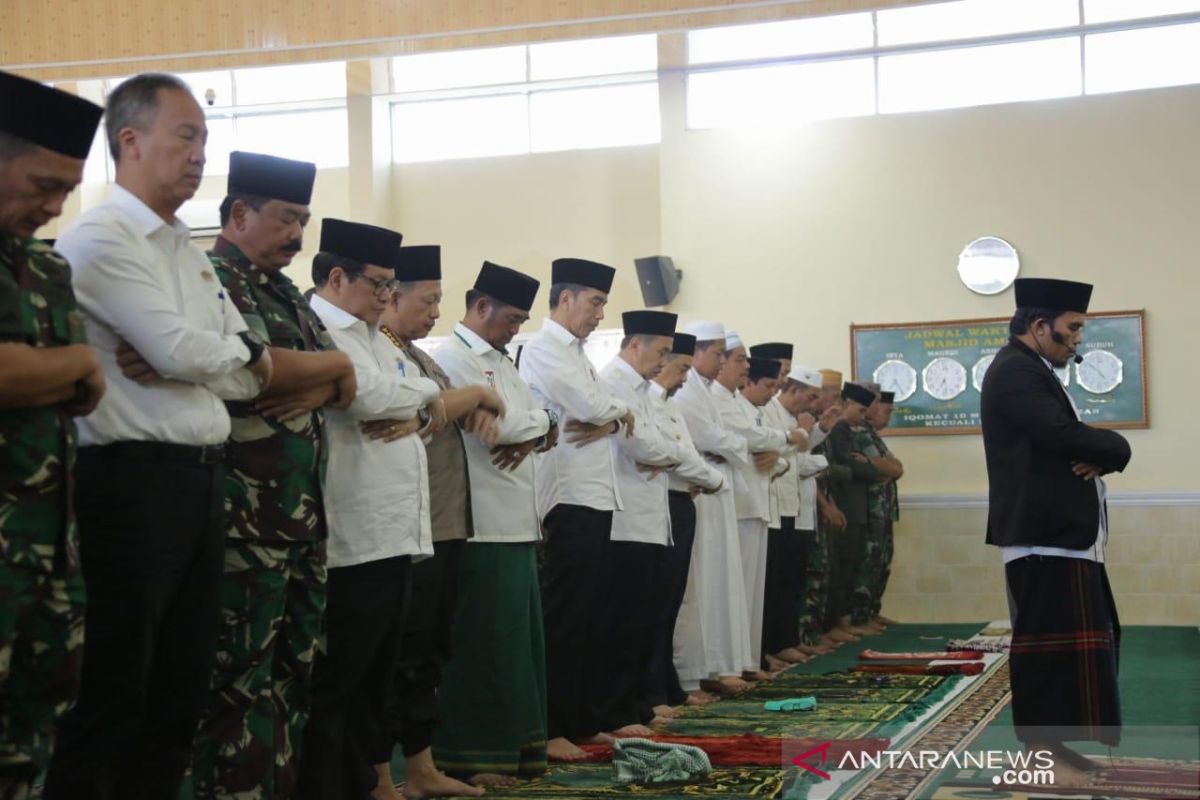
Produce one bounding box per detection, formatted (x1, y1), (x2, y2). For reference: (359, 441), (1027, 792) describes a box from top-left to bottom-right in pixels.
(946, 638), (1009, 653)
(852, 663), (984, 676)
(612, 738), (712, 785)
(859, 649), (983, 661)
(763, 697), (817, 712)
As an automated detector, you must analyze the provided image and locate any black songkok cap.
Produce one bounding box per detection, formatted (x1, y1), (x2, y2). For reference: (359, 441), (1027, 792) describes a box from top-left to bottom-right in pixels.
(748, 357), (782, 382)
(672, 333), (696, 355)
(227, 151), (316, 205)
(749, 342), (793, 361)
(622, 310), (677, 338)
(1013, 278), (1093, 313)
(879, 391), (896, 404)
(318, 218), (402, 269)
(395, 245), (441, 281)
(0, 70), (104, 159)
(474, 261), (540, 312)
(842, 382), (877, 408)
(552, 258), (615, 293)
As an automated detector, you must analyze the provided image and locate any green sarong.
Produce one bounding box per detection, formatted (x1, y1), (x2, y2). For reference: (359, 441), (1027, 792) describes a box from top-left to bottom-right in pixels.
(432, 542), (548, 777)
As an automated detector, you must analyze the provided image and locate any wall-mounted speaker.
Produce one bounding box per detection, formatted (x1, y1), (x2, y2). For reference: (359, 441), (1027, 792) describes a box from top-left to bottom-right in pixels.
(634, 255), (682, 307)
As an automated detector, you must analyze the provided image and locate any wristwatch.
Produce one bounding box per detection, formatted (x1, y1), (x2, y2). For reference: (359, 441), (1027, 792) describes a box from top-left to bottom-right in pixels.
(545, 409), (559, 431)
(237, 331), (265, 366)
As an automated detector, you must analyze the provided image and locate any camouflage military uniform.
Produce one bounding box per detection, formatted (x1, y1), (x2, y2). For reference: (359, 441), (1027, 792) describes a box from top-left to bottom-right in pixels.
(192, 238), (333, 800)
(0, 234), (86, 793)
(866, 427), (898, 619)
(820, 421), (883, 627)
(798, 436), (836, 646)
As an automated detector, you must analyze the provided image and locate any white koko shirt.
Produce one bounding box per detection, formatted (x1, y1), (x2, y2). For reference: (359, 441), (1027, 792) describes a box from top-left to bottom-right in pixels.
(433, 323), (551, 544)
(58, 184), (259, 446)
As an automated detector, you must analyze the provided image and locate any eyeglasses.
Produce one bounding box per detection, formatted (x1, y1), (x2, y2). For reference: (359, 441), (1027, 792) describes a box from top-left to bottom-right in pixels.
(359, 274), (400, 297)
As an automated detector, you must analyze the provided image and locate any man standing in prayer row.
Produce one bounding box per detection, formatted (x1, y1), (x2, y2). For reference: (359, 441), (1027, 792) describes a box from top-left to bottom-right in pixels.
(866, 390), (901, 626)
(519, 258), (634, 760)
(643, 333), (724, 718)
(194, 151), (357, 800)
(432, 262), (554, 788)
(981, 277), (1130, 788)
(0, 70), (105, 800)
(671, 321), (752, 697)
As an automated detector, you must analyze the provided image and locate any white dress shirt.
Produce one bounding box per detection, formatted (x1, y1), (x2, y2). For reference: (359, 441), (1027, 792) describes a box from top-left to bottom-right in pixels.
(1002, 356), (1108, 564)
(714, 386), (787, 523)
(765, 397), (802, 527)
(519, 319), (628, 517)
(58, 184), (259, 446)
(600, 357), (679, 546)
(311, 294), (440, 568)
(433, 323), (551, 544)
(648, 382), (723, 494)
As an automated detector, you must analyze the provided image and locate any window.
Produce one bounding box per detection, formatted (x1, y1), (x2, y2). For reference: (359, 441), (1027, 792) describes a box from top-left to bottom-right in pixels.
(1086, 22), (1200, 94)
(688, 14), (874, 64)
(200, 117), (236, 177)
(878, 37), (1081, 114)
(530, 34), (657, 80)
(687, 59), (875, 129)
(233, 62), (346, 105)
(1085, 0), (1200, 24)
(391, 94), (529, 163)
(235, 109), (349, 167)
(530, 82), (660, 152)
(876, 0), (1078, 46)
(391, 46), (527, 93)
(389, 35), (660, 162)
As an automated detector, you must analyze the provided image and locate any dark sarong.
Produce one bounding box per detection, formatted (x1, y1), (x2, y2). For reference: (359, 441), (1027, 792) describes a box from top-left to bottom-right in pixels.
(762, 516), (808, 658)
(1006, 555), (1121, 746)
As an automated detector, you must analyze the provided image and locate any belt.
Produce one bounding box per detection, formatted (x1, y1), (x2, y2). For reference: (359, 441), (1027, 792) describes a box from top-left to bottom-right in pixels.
(87, 440), (227, 466)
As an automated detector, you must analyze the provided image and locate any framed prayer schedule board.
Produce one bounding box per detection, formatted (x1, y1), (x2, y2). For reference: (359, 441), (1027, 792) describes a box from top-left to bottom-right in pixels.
(850, 310), (1148, 436)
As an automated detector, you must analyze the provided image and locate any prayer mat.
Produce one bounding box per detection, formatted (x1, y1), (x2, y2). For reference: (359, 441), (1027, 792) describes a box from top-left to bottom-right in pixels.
(979, 625), (1011, 636)
(858, 649), (983, 661)
(945, 637), (1008, 653)
(931, 757), (1200, 799)
(851, 663), (984, 676)
(475, 763), (787, 797)
(743, 672), (951, 692)
(576, 734), (890, 767)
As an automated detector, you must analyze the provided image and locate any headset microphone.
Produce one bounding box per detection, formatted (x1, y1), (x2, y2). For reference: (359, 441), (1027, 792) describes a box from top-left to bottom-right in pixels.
(1050, 330), (1084, 364)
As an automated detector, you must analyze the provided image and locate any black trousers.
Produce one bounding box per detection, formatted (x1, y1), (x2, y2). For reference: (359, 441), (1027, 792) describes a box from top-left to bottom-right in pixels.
(645, 491), (696, 708)
(541, 504), (612, 740)
(297, 555), (411, 800)
(42, 444), (227, 800)
(596, 540), (660, 731)
(371, 539), (462, 762)
(762, 517), (811, 657)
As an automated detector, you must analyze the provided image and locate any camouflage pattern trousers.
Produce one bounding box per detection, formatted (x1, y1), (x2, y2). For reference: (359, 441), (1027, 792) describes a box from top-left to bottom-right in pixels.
(796, 528), (830, 647)
(0, 562), (83, 800)
(192, 539), (326, 800)
(850, 519), (893, 625)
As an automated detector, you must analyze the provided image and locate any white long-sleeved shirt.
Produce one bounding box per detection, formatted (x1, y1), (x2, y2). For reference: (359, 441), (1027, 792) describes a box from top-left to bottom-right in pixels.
(714, 385), (787, 523)
(648, 382), (723, 494)
(433, 323), (551, 544)
(58, 184), (259, 446)
(519, 319), (627, 517)
(763, 396), (826, 529)
(311, 295), (440, 568)
(673, 370), (748, 502)
(600, 357), (678, 545)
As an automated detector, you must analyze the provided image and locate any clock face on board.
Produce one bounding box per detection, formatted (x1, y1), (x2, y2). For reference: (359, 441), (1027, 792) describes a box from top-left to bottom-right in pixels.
(873, 359), (918, 403)
(972, 353), (995, 392)
(922, 357), (967, 401)
(1076, 349), (1123, 394)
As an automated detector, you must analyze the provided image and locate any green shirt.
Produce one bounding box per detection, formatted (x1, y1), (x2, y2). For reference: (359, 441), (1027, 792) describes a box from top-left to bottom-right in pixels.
(209, 237), (335, 543)
(0, 233), (85, 574)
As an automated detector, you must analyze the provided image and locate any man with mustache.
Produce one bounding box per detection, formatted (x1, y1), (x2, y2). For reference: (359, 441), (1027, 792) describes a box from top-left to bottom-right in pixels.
(191, 151), (359, 800)
(0, 70), (105, 800)
(43, 74), (275, 800)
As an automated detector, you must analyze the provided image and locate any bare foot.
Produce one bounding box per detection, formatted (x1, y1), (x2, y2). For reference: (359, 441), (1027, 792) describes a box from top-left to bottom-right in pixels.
(775, 647), (812, 663)
(701, 676), (750, 695)
(371, 780), (404, 800)
(469, 773), (521, 788)
(828, 629), (860, 643)
(401, 771), (484, 798)
(797, 644), (833, 656)
(763, 654), (790, 672)
(819, 633), (845, 647)
(547, 736), (589, 761)
(842, 624), (875, 636)
(650, 716), (673, 726)
(610, 723), (655, 737)
(653, 704), (681, 718)
(874, 615), (899, 625)
(686, 691), (716, 706)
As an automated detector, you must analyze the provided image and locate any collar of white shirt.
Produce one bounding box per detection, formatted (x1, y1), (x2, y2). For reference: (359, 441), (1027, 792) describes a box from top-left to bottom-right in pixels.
(309, 293), (367, 333)
(543, 318), (579, 348)
(453, 322), (496, 356)
(648, 381), (668, 400)
(109, 183), (190, 240)
(608, 355), (648, 393)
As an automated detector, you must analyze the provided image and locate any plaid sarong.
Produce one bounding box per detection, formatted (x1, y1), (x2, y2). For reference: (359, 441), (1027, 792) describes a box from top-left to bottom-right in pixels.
(1006, 554), (1121, 745)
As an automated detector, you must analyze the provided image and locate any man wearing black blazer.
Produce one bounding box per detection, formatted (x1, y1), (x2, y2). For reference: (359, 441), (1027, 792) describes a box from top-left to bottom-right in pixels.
(981, 278), (1131, 786)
